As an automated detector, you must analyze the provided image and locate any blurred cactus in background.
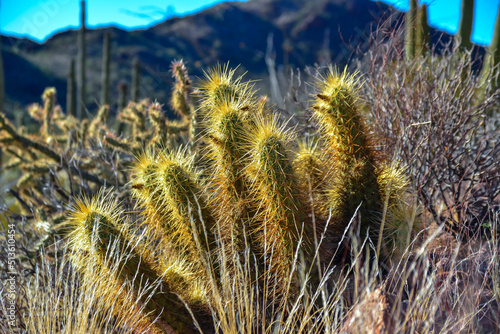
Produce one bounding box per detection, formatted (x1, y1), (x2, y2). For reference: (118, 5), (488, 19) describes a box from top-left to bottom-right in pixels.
(456, 0), (474, 50)
(405, 0), (417, 59)
(77, 0), (87, 119)
(406, 0), (430, 58)
(132, 57), (140, 102)
(480, 2), (500, 91)
(67, 59), (76, 117)
(101, 30), (111, 107)
(415, 3), (430, 52)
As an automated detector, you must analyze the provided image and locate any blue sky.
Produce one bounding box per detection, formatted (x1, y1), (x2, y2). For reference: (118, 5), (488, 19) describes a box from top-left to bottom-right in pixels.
(384, 0), (499, 45)
(0, 0), (498, 46)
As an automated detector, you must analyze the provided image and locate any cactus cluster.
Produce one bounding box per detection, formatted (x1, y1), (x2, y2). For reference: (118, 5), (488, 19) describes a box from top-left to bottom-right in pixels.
(0, 61), (197, 226)
(55, 64), (416, 332)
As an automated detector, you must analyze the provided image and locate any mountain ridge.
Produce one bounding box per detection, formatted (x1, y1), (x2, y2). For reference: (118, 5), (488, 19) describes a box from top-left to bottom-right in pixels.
(2, 0), (392, 118)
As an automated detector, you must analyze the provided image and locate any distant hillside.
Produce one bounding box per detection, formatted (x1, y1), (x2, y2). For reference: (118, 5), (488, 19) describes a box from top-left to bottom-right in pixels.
(1, 0), (392, 118)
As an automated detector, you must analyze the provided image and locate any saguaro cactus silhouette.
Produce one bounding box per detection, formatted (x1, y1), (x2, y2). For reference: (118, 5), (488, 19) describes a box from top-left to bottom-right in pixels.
(132, 57), (140, 102)
(0, 27), (4, 113)
(101, 30), (111, 106)
(415, 3), (430, 51)
(480, 3), (500, 90)
(77, 0), (87, 119)
(405, 0), (417, 59)
(457, 0), (474, 50)
(67, 59), (76, 116)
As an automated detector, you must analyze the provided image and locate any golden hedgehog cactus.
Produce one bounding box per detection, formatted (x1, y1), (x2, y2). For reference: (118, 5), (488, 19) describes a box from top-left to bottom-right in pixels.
(66, 190), (211, 334)
(14, 64), (418, 333)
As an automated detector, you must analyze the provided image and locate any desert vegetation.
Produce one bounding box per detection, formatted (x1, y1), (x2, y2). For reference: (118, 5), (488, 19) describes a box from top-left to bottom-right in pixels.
(0, 1), (499, 333)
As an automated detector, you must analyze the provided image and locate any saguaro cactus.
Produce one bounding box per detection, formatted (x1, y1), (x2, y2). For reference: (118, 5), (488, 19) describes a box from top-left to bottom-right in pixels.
(480, 3), (500, 89)
(67, 59), (75, 116)
(101, 30), (110, 106)
(0, 31), (4, 113)
(405, 0), (417, 59)
(131, 57), (140, 102)
(415, 3), (430, 51)
(77, 0), (87, 119)
(457, 0), (474, 50)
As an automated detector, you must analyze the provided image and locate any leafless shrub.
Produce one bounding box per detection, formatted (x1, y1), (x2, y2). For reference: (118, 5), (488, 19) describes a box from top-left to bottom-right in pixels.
(354, 16), (500, 239)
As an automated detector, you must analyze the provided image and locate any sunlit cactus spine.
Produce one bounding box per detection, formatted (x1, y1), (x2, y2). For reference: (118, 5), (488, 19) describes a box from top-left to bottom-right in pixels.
(294, 139), (330, 198)
(376, 161), (419, 259)
(293, 139), (332, 253)
(456, 0), (474, 50)
(48, 63), (421, 332)
(312, 67), (417, 260)
(66, 190), (211, 334)
(101, 30), (110, 106)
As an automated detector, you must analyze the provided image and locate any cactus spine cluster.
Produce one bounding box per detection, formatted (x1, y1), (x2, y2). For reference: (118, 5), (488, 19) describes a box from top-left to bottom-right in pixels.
(67, 190), (210, 334)
(311, 69), (383, 260)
